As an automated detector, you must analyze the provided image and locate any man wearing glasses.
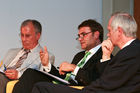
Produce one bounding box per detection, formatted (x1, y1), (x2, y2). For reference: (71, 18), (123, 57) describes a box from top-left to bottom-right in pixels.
(32, 12), (140, 93)
(13, 19), (106, 93)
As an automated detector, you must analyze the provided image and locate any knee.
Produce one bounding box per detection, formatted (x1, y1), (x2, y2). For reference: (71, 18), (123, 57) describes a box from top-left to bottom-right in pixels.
(32, 82), (44, 93)
(19, 68), (34, 80)
(22, 68), (34, 76)
(0, 73), (9, 85)
(0, 73), (8, 80)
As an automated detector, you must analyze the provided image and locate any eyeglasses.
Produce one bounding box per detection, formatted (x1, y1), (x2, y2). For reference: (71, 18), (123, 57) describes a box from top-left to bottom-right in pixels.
(76, 32), (92, 40)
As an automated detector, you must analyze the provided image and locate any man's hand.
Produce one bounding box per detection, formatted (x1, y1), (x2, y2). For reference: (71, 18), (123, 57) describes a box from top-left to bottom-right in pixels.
(5, 69), (18, 79)
(102, 39), (114, 61)
(40, 46), (49, 66)
(59, 62), (76, 75)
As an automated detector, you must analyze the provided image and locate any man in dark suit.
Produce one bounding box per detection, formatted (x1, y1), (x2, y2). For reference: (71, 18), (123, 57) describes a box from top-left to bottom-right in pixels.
(13, 19), (105, 93)
(31, 12), (140, 93)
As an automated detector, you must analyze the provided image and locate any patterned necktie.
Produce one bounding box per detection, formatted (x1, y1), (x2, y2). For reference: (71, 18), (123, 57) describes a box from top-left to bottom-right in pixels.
(8, 49), (30, 69)
(15, 49), (30, 68)
(77, 51), (91, 68)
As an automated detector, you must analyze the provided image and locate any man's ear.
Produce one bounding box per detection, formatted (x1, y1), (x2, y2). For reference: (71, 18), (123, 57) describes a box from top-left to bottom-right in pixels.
(118, 26), (124, 34)
(94, 31), (100, 39)
(36, 33), (41, 40)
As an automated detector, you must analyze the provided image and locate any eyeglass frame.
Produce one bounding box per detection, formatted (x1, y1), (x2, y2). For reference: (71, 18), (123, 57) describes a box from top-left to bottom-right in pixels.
(76, 32), (93, 40)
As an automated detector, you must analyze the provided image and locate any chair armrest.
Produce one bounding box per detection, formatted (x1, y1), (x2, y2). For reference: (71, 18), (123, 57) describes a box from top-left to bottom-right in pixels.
(6, 80), (19, 93)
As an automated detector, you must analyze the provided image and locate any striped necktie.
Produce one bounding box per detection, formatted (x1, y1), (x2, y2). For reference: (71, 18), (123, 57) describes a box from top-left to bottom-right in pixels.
(64, 51), (91, 81)
(8, 49), (30, 69)
(53, 51), (91, 84)
(77, 51), (91, 68)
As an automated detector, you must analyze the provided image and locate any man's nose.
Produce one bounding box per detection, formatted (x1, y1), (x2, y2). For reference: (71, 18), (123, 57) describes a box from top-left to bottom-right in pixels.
(21, 35), (27, 41)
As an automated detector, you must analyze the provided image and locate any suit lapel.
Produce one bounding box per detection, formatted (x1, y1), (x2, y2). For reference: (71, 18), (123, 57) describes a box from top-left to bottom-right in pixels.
(82, 48), (102, 69)
(18, 45), (41, 71)
(5, 49), (21, 67)
(19, 52), (39, 70)
(72, 51), (85, 65)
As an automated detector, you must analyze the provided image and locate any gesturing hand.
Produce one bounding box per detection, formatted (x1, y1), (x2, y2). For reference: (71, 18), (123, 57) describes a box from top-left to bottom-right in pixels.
(40, 46), (49, 66)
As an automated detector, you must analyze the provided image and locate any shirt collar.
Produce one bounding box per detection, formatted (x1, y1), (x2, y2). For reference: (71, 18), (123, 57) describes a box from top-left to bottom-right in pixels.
(22, 44), (40, 53)
(87, 44), (101, 55)
(122, 39), (135, 49)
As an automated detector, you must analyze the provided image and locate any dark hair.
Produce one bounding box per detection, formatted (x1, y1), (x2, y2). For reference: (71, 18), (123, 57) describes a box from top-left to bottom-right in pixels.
(78, 19), (104, 42)
(21, 19), (42, 34)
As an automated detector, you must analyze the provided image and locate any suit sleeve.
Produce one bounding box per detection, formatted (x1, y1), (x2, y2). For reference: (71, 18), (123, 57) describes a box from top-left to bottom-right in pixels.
(84, 51), (140, 92)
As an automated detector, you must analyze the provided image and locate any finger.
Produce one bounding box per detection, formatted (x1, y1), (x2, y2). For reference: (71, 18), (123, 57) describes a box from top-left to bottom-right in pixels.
(5, 72), (12, 77)
(59, 66), (64, 74)
(44, 46), (47, 51)
(59, 69), (65, 75)
(40, 48), (43, 54)
(44, 46), (48, 53)
(59, 62), (63, 69)
(40, 50), (43, 59)
(7, 75), (14, 79)
(59, 71), (65, 75)
(59, 68), (62, 74)
(59, 64), (65, 71)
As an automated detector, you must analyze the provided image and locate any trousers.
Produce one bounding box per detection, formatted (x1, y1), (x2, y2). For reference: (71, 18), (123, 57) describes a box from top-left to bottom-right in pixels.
(0, 72), (10, 93)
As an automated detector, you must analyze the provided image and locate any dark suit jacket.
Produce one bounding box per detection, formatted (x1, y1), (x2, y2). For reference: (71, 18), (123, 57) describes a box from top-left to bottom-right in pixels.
(49, 47), (104, 85)
(31, 39), (140, 93)
(82, 39), (140, 93)
(13, 47), (104, 93)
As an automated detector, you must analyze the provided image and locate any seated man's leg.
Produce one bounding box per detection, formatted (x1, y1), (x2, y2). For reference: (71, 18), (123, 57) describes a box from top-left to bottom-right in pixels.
(13, 68), (53, 93)
(32, 82), (82, 93)
(0, 72), (10, 93)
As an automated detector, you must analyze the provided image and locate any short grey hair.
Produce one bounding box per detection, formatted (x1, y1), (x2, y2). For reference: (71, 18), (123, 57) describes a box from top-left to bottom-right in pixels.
(21, 19), (42, 35)
(111, 12), (137, 38)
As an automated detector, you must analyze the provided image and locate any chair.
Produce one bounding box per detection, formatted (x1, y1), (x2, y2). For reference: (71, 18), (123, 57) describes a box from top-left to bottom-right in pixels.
(70, 86), (84, 89)
(6, 80), (19, 93)
(6, 80), (84, 93)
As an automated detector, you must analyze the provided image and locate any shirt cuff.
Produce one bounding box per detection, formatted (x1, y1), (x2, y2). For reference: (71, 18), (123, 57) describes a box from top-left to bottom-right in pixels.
(100, 58), (110, 63)
(42, 62), (52, 72)
(72, 66), (80, 76)
(18, 72), (21, 79)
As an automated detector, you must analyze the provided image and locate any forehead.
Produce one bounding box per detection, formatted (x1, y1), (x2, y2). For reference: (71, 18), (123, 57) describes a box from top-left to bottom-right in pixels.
(21, 23), (35, 33)
(107, 17), (113, 29)
(78, 27), (91, 33)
